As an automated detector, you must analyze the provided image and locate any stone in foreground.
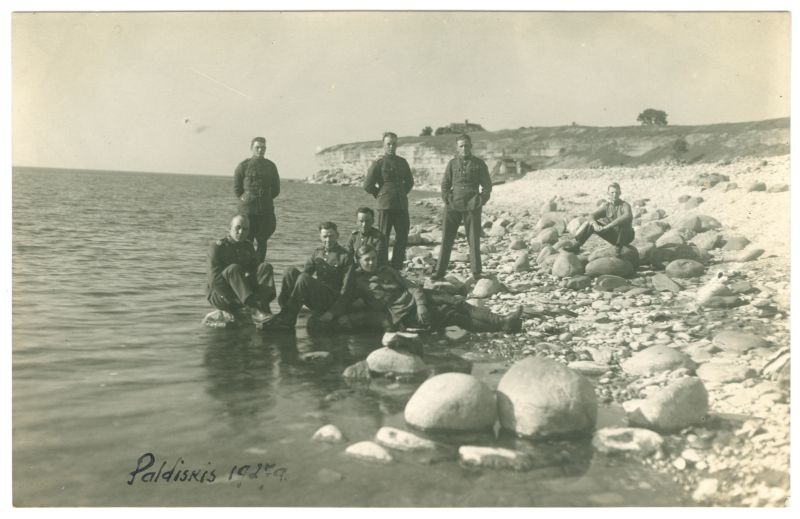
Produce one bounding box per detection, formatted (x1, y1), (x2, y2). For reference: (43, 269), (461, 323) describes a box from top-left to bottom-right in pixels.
(458, 446), (533, 471)
(375, 426), (439, 452)
(625, 377), (709, 432)
(585, 257), (635, 278)
(497, 356), (597, 438)
(366, 347), (427, 375)
(312, 424), (345, 443)
(665, 259), (705, 278)
(344, 441), (393, 464)
(404, 373), (497, 432)
(592, 427), (664, 456)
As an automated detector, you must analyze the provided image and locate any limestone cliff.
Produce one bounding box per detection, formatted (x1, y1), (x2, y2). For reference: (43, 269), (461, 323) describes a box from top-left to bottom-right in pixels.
(310, 118), (788, 189)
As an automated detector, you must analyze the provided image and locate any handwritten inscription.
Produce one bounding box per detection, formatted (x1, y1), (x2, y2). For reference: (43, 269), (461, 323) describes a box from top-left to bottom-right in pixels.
(127, 452), (288, 486)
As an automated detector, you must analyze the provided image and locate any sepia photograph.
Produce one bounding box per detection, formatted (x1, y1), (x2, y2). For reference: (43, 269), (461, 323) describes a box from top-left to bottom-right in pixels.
(4, 0), (794, 511)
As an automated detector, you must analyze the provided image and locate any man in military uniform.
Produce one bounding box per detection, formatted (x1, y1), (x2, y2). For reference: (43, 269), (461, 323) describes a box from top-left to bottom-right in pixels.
(573, 182), (635, 252)
(432, 134), (492, 281)
(345, 207), (388, 266)
(234, 136), (281, 263)
(263, 221), (353, 331)
(207, 215), (275, 323)
(364, 131), (414, 269)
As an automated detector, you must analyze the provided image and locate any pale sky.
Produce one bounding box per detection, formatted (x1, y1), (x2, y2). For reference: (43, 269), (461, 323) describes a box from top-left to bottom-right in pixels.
(11, 10), (791, 178)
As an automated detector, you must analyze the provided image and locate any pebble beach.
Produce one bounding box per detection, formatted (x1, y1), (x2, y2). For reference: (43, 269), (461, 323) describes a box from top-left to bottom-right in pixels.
(392, 155), (791, 506)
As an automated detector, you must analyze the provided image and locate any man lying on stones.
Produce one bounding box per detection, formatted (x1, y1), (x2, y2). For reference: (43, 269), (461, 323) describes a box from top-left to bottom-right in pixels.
(262, 221), (353, 331)
(206, 214), (275, 324)
(318, 244), (523, 335)
(573, 182), (635, 252)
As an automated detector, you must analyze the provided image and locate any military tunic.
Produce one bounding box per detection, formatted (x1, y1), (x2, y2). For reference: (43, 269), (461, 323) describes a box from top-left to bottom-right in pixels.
(345, 226), (388, 266)
(435, 155), (492, 277)
(364, 154), (414, 269)
(233, 156), (281, 262)
(277, 243), (353, 320)
(207, 236), (275, 312)
(576, 199), (635, 247)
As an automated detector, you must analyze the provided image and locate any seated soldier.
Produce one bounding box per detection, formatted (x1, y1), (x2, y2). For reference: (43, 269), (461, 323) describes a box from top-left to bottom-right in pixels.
(263, 221), (353, 331)
(320, 244), (522, 334)
(207, 215), (275, 323)
(345, 206), (388, 267)
(573, 182), (635, 251)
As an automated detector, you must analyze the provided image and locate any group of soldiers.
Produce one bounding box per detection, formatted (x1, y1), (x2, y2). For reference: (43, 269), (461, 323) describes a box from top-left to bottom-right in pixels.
(206, 132), (634, 334)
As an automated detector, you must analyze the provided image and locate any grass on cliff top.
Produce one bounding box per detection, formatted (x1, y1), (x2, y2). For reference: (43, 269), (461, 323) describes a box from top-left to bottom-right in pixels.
(317, 117), (789, 157)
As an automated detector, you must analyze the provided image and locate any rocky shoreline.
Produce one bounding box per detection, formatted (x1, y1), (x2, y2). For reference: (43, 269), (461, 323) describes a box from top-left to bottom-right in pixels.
(336, 155), (790, 507)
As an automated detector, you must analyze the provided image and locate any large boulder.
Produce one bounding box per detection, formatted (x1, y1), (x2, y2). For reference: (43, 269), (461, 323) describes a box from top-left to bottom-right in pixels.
(723, 246), (765, 263)
(366, 347), (427, 375)
(692, 231), (722, 251)
(536, 245), (557, 265)
(567, 217), (586, 236)
(665, 259), (706, 278)
(536, 227), (560, 245)
(537, 212), (567, 234)
(640, 221), (670, 243)
(680, 215), (720, 233)
(588, 244), (640, 269)
(712, 330), (770, 354)
(656, 229), (686, 248)
(650, 244), (708, 270)
(551, 251), (585, 278)
(722, 236), (750, 251)
(585, 257), (635, 278)
(404, 373), (497, 432)
(497, 357), (597, 439)
(625, 377), (709, 432)
(621, 345), (696, 376)
(632, 240), (655, 265)
(513, 251), (531, 272)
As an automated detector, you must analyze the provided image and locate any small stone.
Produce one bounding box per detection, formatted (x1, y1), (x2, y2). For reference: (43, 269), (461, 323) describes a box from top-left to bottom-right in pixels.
(568, 360), (610, 376)
(722, 236), (750, 251)
(312, 424), (345, 443)
(593, 427), (664, 456)
(595, 275), (628, 291)
(458, 446), (533, 471)
(366, 347), (427, 375)
(300, 351), (333, 364)
(747, 181), (767, 192)
(692, 479), (720, 502)
(444, 325), (469, 342)
(375, 426), (439, 452)
(672, 457), (687, 470)
(471, 278), (504, 298)
(344, 441), (393, 464)
(665, 259), (705, 278)
(767, 183), (789, 193)
(621, 345), (695, 376)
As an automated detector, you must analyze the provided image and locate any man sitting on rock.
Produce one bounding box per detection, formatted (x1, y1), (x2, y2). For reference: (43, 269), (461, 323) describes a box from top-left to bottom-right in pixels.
(345, 206), (388, 267)
(263, 221), (353, 331)
(206, 214), (275, 324)
(573, 182), (635, 252)
(320, 244), (522, 334)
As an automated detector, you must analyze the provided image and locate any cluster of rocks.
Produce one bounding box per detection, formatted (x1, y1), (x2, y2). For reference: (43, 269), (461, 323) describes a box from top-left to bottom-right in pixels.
(386, 157), (789, 506)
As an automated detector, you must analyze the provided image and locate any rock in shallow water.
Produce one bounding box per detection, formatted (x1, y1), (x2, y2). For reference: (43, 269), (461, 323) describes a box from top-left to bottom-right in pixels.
(404, 373), (497, 432)
(344, 441), (393, 464)
(312, 424), (345, 443)
(375, 426), (439, 452)
(459, 446), (533, 471)
(497, 356), (597, 438)
(592, 427), (664, 456)
(366, 347), (427, 375)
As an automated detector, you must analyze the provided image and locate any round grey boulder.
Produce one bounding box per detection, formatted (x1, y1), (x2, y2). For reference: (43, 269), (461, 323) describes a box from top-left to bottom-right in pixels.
(405, 373), (497, 432)
(536, 227), (560, 245)
(551, 251), (585, 278)
(497, 357), (597, 439)
(588, 244), (640, 268)
(665, 259), (706, 278)
(722, 236), (750, 251)
(585, 257), (635, 278)
(625, 377), (709, 432)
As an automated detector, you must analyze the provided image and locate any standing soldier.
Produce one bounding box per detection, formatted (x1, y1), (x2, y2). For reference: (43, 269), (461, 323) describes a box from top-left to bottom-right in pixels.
(364, 131), (414, 269)
(234, 136), (281, 263)
(432, 134), (492, 281)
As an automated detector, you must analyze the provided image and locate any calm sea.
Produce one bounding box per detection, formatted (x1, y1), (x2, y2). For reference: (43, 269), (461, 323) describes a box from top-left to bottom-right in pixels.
(12, 167), (687, 506)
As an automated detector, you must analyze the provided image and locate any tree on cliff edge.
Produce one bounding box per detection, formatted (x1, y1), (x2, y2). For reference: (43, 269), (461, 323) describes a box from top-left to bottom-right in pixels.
(420, 126), (433, 137)
(637, 108), (669, 126)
